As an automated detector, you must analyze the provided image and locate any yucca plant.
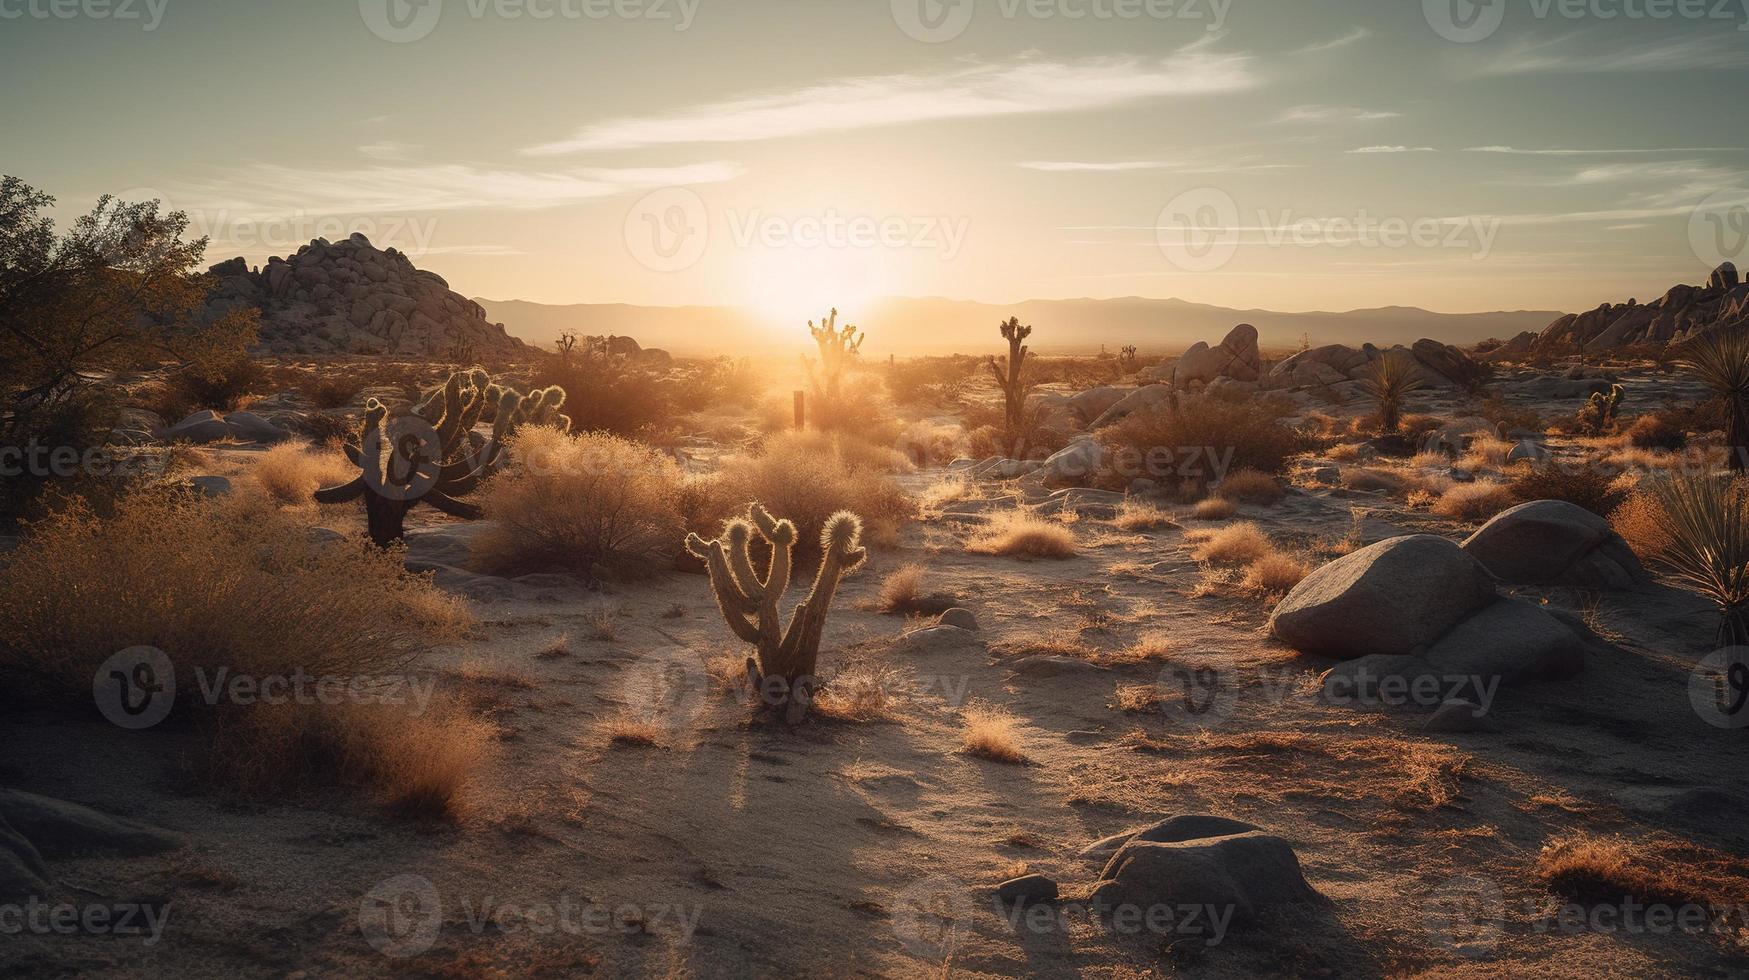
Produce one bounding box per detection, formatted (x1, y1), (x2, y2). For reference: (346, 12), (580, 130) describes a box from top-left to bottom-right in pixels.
(1676, 328), (1749, 472)
(1645, 472), (1749, 645)
(1359, 351), (1425, 434)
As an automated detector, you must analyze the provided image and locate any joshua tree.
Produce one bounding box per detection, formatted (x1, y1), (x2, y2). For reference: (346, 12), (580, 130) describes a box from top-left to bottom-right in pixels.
(1118, 344), (1139, 372)
(1576, 383), (1624, 435)
(315, 368), (570, 547)
(554, 330), (579, 365)
(986, 316), (1033, 455)
(1358, 351), (1424, 434)
(803, 308), (864, 402)
(686, 504), (866, 723)
(1678, 328), (1749, 472)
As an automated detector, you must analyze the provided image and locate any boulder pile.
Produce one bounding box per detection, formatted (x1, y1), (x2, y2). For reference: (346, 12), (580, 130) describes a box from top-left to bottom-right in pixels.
(204, 233), (531, 357)
(1532, 262), (1748, 352)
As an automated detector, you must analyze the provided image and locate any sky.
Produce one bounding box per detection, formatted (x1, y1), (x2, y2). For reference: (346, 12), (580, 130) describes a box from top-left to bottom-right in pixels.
(4, 0), (1749, 324)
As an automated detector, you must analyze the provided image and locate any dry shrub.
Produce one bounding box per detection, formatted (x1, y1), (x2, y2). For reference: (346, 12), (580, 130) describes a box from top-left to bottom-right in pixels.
(1129, 730), (1467, 811)
(598, 714), (663, 747)
(896, 419), (964, 466)
(1626, 412), (1688, 450)
(1243, 552), (1310, 595)
(472, 426), (684, 578)
(967, 510), (1076, 558)
(1432, 481), (1514, 521)
(1506, 463), (1628, 516)
(1114, 498), (1175, 530)
(1325, 442), (1365, 462)
(536, 634), (571, 659)
(1455, 436), (1514, 473)
(1191, 497), (1236, 520)
(918, 474), (975, 513)
(1610, 490), (1673, 560)
(194, 694), (495, 819)
(1341, 467), (1403, 493)
(1122, 631), (1173, 662)
(815, 660), (905, 722)
(1101, 395), (1303, 491)
(1534, 834), (1739, 908)
(712, 430), (911, 553)
(961, 703), (1027, 763)
(1190, 521), (1272, 565)
(873, 562), (952, 614)
(583, 603), (619, 641)
(1405, 489), (1436, 509)
(250, 441), (356, 505)
(1113, 684), (1162, 713)
(1219, 467), (1284, 504)
(0, 490), (469, 697)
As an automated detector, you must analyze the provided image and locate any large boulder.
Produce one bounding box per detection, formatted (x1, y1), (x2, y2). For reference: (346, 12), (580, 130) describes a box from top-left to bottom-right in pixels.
(0, 790), (184, 860)
(161, 410), (234, 443)
(1090, 828), (1322, 922)
(1174, 324), (1261, 388)
(1268, 535), (1496, 659)
(1410, 339), (1487, 387)
(221, 411), (291, 443)
(1424, 597), (1584, 683)
(1461, 499), (1653, 590)
(1040, 435), (1102, 488)
(1090, 384), (1173, 429)
(1069, 386), (1129, 425)
(1080, 814), (1260, 864)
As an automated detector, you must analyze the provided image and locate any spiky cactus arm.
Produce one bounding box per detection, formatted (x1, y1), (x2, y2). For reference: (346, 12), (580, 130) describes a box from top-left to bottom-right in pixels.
(775, 512), (865, 681)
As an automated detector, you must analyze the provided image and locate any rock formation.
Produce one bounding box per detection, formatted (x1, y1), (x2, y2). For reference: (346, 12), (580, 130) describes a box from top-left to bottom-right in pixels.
(204, 233), (531, 357)
(1532, 263), (1749, 353)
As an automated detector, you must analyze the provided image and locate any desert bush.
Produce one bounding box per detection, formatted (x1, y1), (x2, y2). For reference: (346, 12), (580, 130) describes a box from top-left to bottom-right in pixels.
(250, 441), (356, 505)
(193, 693), (494, 818)
(1191, 522), (1272, 565)
(0, 490), (469, 698)
(1479, 399), (1542, 436)
(1432, 481), (1514, 521)
(162, 355), (268, 415)
(1610, 489), (1673, 561)
(472, 426), (685, 578)
(1535, 834), (1720, 909)
(896, 419), (964, 466)
(885, 355), (979, 407)
(1114, 498), (1175, 530)
(874, 563), (925, 613)
(961, 702), (1027, 763)
(710, 430), (911, 553)
(1243, 552), (1309, 595)
(1101, 395), (1303, 492)
(1506, 462), (1628, 516)
(966, 510), (1076, 558)
(1218, 467), (1284, 504)
(1191, 496), (1236, 520)
(1626, 411), (1688, 450)
(1359, 352), (1424, 433)
(529, 349), (672, 438)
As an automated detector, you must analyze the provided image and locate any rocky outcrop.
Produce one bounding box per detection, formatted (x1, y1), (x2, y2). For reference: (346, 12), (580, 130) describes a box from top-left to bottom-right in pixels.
(1533, 263), (1749, 353)
(204, 233), (531, 357)
(1262, 339), (1487, 390)
(1461, 500), (1652, 590)
(1270, 534), (1586, 685)
(1173, 324), (1261, 388)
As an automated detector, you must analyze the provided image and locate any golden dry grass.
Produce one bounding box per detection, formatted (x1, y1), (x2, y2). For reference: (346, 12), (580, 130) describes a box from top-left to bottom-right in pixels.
(1325, 442), (1365, 462)
(1190, 521), (1272, 565)
(918, 474), (975, 513)
(195, 694), (496, 819)
(1340, 467), (1403, 493)
(583, 603), (620, 641)
(967, 510), (1076, 558)
(250, 441), (356, 505)
(712, 429), (912, 551)
(1114, 498), (1175, 530)
(1113, 684), (1163, 713)
(1610, 490), (1673, 560)
(1190, 496), (1236, 520)
(599, 714), (664, 747)
(814, 661), (906, 722)
(1242, 552), (1310, 595)
(535, 634), (571, 659)
(1534, 833), (1745, 908)
(1455, 436), (1514, 473)
(1218, 467), (1284, 504)
(1120, 631), (1174, 662)
(1432, 481), (1515, 521)
(875, 563), (925, 612)
(0, 490), (469, 695)
(961, 703), (1028, 763)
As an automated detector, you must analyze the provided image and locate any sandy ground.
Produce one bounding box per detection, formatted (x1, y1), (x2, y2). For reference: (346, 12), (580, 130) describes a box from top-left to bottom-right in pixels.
(5, 364), (1749, 978)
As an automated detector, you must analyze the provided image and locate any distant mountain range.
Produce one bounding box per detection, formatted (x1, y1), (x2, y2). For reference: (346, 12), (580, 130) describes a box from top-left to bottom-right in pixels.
(475, 296), (1563, 356)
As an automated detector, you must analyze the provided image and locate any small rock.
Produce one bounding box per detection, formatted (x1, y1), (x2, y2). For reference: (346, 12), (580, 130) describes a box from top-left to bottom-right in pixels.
(1009, 655), (1107, 678)
(996, 874), (1058, 904)
(1424, 697), (1492, 733)
(936, 608), (979, 631)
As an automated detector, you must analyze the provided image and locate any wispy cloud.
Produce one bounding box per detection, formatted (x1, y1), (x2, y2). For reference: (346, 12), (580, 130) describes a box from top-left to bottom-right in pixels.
(525, 48), (1259, 155)
(1295, 27), (1369, 54)
(1465, 145), (1748, 155)
(172, 161), (743, 216)
(1348, 145), (1436, 154)
(358, 140), (416, 161)
(1471, 33), (1749, 77)
(1019, 160), (1171, 172)
(1276, 105), (1400, 124)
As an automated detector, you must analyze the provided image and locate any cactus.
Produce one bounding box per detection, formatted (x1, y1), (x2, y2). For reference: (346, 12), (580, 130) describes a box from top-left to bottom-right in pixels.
(314, 368), (570, 547)
(985, 316), (1033, 456)
(686, 504), (866, 723)
(802, 308), (863, 402)
(1575, 382), (1624, 435)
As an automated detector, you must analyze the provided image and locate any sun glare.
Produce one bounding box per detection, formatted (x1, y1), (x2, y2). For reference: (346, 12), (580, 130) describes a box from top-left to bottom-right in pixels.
(736, 246), (890, 335)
